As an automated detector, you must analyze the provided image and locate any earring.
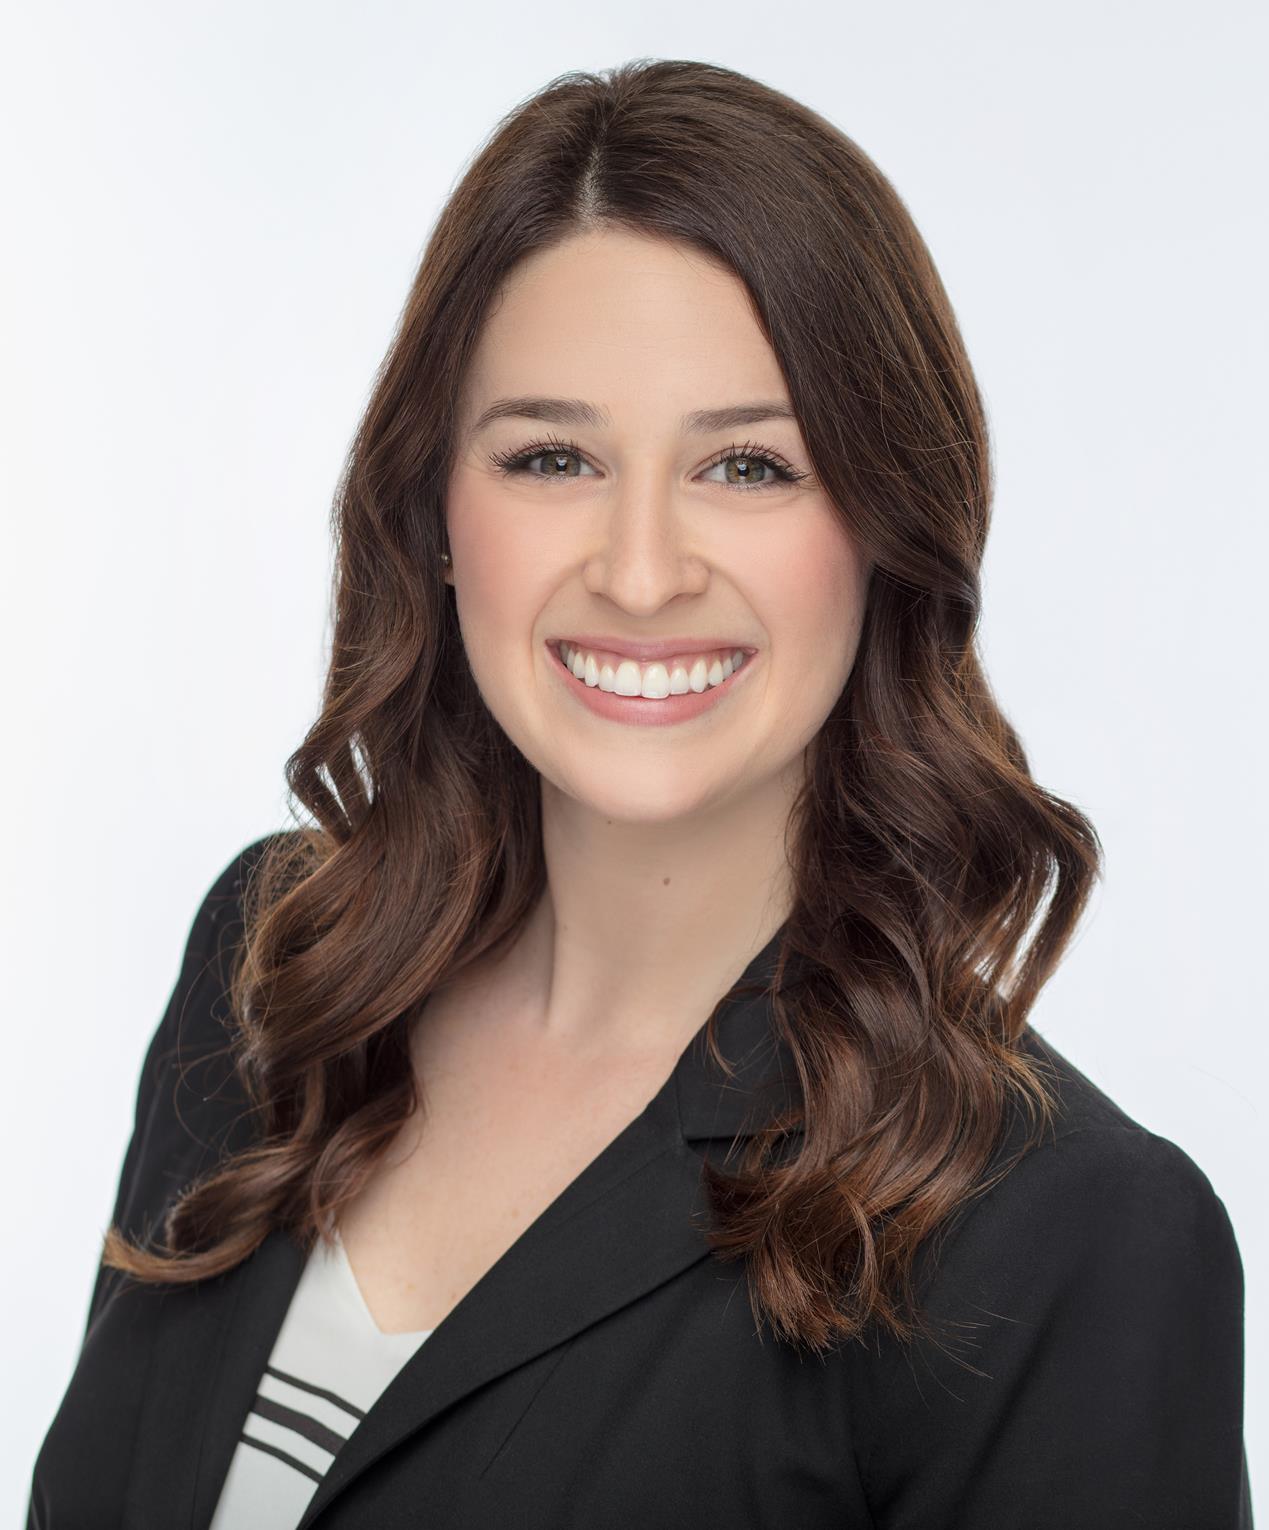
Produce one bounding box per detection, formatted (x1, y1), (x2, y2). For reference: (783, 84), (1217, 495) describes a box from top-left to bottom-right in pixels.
(441, 552), (451, 567)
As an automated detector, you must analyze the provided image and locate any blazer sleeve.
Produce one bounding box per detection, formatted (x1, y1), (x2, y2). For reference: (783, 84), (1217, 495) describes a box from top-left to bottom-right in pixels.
(79, 835), (276, 1339)
(853, 1124), (1252, 1530)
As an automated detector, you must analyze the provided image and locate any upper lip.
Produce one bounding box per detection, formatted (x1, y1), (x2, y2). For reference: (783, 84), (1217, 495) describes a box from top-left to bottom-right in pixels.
(550, 635), (756, 662)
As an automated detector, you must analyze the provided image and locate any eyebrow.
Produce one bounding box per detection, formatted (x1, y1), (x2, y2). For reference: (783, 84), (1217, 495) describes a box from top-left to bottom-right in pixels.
(468, 396), (798, 436)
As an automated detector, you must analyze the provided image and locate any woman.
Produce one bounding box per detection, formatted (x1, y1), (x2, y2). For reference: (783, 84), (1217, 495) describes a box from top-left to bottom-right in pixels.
(28, 58), (1250, 1529)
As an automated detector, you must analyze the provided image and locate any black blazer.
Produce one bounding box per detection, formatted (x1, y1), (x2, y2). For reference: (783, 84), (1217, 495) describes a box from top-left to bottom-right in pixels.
(28, 837), (1253, 1529)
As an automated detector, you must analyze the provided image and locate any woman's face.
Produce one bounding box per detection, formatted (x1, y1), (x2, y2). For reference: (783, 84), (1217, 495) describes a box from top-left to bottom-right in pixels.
(445, 226), (870, 826)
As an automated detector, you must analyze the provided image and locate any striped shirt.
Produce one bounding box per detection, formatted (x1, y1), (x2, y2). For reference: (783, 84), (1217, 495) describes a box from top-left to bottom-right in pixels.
(208, 1226), (432, 1528)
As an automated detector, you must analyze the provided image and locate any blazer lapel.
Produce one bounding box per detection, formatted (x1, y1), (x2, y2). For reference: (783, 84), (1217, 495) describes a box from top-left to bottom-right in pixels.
(161, 924), (805, 1530)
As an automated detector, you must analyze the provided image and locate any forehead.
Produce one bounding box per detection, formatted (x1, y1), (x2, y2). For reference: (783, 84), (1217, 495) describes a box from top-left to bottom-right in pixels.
(458, 229), (790, 430)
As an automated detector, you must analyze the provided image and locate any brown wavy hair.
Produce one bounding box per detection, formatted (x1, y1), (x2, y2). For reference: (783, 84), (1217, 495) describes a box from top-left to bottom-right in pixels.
(100, 57), (1101, 1359)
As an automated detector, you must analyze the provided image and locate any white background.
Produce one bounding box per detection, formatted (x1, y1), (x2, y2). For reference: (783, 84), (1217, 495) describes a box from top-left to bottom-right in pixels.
(3, 0), (1264, 1515)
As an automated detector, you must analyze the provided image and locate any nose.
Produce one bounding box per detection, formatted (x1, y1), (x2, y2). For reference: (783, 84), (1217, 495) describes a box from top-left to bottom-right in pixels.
(580, 469), (711, 613)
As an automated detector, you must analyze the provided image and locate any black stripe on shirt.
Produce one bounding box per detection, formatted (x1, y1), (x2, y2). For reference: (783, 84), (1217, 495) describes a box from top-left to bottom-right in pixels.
(250, 1392), (348, 1457)
(264, 1362), (367, 1422)
(238, 1432), (325, 1485)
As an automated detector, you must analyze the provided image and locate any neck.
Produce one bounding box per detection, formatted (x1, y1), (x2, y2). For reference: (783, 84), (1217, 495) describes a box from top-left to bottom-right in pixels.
(482, 761), (801, 1061)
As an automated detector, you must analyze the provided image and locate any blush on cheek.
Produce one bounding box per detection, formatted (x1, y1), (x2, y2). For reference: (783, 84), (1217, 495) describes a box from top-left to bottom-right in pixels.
(774, 534), (869, 664)
(449, 474), (569, 599)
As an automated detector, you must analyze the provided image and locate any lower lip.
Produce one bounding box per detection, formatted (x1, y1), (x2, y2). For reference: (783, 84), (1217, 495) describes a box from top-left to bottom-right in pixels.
(545, 642), (758, 727)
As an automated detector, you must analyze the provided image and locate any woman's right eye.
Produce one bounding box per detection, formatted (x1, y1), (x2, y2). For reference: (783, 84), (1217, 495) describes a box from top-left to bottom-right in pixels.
(488, 437), (592, 480)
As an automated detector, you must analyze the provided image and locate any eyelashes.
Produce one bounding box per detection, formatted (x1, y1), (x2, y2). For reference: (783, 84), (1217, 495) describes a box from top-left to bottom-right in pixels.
(486, 434), (811, 493)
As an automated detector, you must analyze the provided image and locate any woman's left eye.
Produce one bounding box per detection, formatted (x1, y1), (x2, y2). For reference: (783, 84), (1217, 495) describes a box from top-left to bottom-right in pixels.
(701, 445), (808, 490)
(487, 436), (809, 492)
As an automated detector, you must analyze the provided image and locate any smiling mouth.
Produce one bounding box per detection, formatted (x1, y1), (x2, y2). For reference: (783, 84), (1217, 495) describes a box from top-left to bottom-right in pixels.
(549, 638), (752, 699)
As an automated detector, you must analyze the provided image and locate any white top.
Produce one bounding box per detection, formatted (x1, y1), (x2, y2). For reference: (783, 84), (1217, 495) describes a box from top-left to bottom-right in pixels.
(208, 1226), (432, 1529)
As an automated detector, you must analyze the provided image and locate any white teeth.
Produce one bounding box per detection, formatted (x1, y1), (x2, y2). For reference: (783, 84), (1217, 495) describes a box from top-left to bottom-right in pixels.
(559, 643), (747, 699)
(616, 659), (655, 697)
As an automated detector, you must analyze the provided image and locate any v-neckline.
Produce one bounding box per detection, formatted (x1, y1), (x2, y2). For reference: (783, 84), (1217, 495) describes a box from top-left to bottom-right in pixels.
(328, 1227), (435, 1341)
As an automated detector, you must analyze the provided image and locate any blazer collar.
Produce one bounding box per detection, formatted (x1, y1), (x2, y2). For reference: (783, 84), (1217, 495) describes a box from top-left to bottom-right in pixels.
(133, 922), (804, 1530)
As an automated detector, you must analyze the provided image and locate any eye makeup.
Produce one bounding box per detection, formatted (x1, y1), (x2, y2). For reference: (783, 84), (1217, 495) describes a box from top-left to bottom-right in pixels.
(487, 434), (810, 493)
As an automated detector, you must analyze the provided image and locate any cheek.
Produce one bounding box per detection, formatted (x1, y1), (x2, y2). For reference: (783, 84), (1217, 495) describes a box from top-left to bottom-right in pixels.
(446, 475), (551, 663)
(762, 527), (869, 688)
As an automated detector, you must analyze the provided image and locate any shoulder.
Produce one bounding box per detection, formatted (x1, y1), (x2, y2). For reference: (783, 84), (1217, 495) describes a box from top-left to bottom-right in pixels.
(847, 1028), (1249, 1525)
(926, 1120), (1242, 1325)
(923, 1025), (1243, 1313)
(1012, 1021), (1153, 1136)
(1002, 1021), (1228, 1205)
(172, 826), (303, 1077)
(174, 828), (301, 1004)
(148, 830), (294, 1069)
(120, 831), (301, 1204)
(196, 828), (294, 938)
